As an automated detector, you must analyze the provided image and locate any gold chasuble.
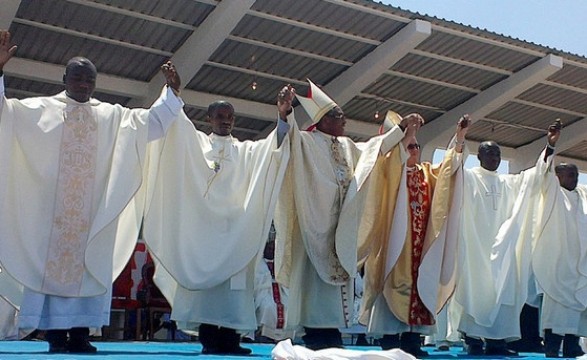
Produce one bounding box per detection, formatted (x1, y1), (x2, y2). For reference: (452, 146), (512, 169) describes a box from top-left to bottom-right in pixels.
(360, 148), (461, 326)
(357, 149), (404, 324)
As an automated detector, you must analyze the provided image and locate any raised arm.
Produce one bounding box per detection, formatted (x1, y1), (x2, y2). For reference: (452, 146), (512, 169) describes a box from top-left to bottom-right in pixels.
(454, 114), (470, 154)
(274, 84), (294, 147)
(277, 84), (294, 123)
(543, 119), (561, 161)
(160, 60), (180, 95)
(0, 30), (17, 76)
(440, 114), (470, 172)
(147, 61), (185, 141)
(398, 113), (424, 148)
(0, 30), (17, 116)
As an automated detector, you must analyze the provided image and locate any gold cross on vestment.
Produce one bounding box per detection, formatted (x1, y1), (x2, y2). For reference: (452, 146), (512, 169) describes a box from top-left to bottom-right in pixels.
(485, 184), (501, 210)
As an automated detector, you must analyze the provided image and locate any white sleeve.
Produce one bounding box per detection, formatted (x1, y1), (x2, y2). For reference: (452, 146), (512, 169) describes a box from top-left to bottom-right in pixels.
(147, 86), (184, 142)
(380, 125), (406, 154)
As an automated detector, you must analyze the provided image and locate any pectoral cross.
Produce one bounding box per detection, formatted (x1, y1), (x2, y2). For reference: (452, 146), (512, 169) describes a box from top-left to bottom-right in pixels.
(485, 184), (501, 210)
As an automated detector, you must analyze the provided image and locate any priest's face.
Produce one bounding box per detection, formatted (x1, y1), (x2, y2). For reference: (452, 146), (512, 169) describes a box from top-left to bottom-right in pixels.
(317, 106), (346, 136)
(406, 139), (420, 167)
(556, 165), (578, 191)
(478, 141), (501, 171)
(208, 106), (235, 136)
(63, 58), (97, 103)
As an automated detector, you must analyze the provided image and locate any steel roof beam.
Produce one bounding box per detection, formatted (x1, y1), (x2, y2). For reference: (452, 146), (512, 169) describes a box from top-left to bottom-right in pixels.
(418, 54), (563, 154)
(325, 19), (431, 106)
(129, 0), (255, 107)
(0, 0), (20, 29)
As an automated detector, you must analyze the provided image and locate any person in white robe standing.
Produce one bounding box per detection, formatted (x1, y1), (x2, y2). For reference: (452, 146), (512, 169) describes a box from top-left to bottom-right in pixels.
(533, 162), (586, 358)
(274, 82), (423, 350)
(0, 30), (183, 353)
(454, 120), (561, 356)
(142, 93), (291, 355)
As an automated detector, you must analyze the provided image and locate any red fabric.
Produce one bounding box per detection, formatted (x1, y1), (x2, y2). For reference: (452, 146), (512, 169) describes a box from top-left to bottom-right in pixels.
(111, 242), (147, 309)
(406, 167), (434, 326)
(266, 260), (285, 329)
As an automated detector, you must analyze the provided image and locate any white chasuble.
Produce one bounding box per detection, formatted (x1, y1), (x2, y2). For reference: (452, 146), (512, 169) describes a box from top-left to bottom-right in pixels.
(0, 84), (181, 305)
(533, 176), (587, 335)
(43, 104), (97, 295)
(142, 114), (290, 329)
(274, 119), (405, 329)
(454, 151), (551, 338)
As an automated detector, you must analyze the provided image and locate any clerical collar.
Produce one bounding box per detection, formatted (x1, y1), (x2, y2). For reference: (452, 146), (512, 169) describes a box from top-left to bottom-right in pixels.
(476, 166), (498, 175)
(209, 133), (233, 142)
(56, 91), (100, 106)
(313, 130), (346, 145)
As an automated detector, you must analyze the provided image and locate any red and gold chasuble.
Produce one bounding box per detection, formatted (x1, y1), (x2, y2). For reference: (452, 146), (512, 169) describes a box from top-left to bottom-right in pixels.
(389, 165), (435, 325)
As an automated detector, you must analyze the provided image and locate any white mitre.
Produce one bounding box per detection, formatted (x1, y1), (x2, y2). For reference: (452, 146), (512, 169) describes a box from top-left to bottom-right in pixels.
(295, 79), (337, 125)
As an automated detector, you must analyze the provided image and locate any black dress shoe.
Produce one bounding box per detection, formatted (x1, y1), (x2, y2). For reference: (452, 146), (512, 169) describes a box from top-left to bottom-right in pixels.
(305, 342), (328, 350)
(201, 346), (221, 354)
(202, 345), (252, 356)
(66, 339), (97, 353)
(223, 345), (252, 355)
(563, 334), (585, 358)
(545, 350), (560, 358)
(48, 344), (68, 353)
(485, 346), (519, 356)
(466, 343), (484, 356)
(402, 346), (429, 357)
(562, 348), (584, 358)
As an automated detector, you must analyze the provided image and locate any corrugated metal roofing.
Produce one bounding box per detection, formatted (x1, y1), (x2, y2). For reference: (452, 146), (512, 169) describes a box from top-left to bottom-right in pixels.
(3, 0), (587, 168)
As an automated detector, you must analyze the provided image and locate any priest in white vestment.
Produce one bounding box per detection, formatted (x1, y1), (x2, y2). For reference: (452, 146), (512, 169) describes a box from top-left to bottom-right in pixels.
(453, 121), (561, 356)
(533, 163), (586, 358)
(361, 115), (468, 357)
(142, 97), (291, 355)
(0, 31), (184, 353)
(274, 81), (423, 350)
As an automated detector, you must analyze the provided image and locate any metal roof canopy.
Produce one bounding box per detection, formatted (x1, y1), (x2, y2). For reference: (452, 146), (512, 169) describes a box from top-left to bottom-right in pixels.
(3, 0), (587, 172)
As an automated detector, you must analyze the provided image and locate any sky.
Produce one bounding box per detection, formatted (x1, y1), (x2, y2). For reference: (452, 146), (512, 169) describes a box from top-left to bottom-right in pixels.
(382, 0), (587, 57)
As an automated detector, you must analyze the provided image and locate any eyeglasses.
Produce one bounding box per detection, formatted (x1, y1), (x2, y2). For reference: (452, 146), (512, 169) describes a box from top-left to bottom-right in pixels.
(407, 143), (420, 150)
